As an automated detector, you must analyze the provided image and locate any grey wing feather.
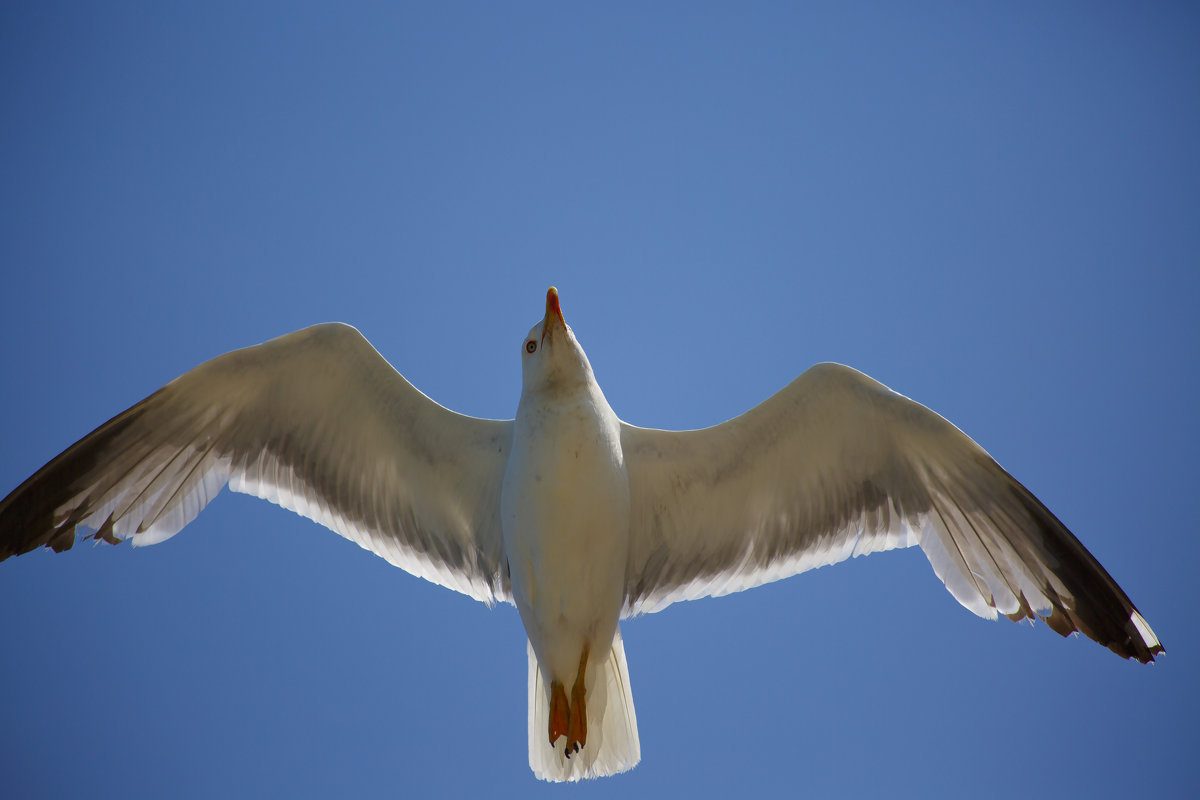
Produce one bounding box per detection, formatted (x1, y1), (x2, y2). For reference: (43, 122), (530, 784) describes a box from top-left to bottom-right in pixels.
(0, 323), (513, 604)
(620, 362), (1162, 663)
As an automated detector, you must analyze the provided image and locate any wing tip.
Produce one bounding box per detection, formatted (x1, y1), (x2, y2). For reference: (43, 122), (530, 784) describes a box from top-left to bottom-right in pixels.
(1012, 603), (1164, 664)
(1127, 609), (1164, 663)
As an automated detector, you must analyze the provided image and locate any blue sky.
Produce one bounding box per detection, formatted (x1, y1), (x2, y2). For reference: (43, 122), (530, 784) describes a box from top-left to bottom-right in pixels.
(1, 3), (1195, 797)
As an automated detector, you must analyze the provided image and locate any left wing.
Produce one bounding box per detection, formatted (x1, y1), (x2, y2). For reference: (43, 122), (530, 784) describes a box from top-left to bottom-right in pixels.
(619, 362), (1162, 663)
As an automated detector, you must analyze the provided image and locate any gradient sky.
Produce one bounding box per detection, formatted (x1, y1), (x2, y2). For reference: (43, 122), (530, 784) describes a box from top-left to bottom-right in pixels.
(1, 3), (1195, 798)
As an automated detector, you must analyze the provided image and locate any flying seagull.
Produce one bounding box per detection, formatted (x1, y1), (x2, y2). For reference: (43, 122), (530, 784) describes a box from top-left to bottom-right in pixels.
(0, 287), (1162, 781)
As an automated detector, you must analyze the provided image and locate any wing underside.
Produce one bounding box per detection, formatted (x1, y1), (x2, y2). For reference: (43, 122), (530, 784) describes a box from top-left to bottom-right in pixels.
(620, 363), (1161, 663)
(0, 323), (514, 604)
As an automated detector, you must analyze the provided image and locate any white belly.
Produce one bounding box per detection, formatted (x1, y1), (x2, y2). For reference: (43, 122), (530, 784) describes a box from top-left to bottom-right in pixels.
(501, 394), (630, 684)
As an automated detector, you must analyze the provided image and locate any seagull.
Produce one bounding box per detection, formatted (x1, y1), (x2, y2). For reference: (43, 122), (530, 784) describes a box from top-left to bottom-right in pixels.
(0, 287), (1163, 781)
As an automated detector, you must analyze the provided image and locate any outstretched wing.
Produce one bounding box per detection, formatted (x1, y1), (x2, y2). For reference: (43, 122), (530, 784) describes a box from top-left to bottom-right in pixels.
(620, 362), (1161, 662)
(0, 323), (513, 604)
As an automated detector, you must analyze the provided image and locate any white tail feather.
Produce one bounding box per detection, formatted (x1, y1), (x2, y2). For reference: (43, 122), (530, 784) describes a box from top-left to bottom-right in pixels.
(527, 630), (640, 781)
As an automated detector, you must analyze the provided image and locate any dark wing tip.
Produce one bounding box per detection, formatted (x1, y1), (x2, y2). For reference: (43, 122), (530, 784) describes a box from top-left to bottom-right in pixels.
(1, 400), (147, 563)
(1001, 486), (1164, 664)
(1028, 606), (1164, 664)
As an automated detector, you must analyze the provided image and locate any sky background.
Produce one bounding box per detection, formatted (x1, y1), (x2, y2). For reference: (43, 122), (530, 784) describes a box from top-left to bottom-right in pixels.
(1, 3), (1196, 798)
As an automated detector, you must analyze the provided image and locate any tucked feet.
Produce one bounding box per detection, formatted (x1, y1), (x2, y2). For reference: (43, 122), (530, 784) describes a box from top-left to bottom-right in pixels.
(547, 643), (592, 758)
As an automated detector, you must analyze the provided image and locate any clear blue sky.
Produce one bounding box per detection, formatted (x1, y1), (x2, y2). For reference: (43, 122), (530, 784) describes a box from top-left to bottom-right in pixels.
(1, 3), (1195, 798)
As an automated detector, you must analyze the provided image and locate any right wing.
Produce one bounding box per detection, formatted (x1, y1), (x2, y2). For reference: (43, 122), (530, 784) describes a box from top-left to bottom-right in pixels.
(0, 323), (513, 604)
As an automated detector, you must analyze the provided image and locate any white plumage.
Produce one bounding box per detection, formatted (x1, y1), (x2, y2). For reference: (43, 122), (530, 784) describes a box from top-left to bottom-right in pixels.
(0, 287), (1162, 781)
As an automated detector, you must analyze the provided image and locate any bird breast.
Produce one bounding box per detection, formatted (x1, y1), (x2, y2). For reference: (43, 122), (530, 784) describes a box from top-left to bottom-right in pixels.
(501, 393), (631, 682)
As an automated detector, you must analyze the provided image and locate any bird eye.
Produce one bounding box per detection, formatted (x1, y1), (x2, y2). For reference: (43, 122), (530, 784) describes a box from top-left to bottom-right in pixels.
(525, 340), (537, 354)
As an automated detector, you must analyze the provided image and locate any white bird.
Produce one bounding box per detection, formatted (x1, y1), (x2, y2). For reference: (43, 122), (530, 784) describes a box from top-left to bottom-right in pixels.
(0, 287), (1163, 781)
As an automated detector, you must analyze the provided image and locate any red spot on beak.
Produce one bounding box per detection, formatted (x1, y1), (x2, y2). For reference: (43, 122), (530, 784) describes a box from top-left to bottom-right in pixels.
(542, 286), (566, 344)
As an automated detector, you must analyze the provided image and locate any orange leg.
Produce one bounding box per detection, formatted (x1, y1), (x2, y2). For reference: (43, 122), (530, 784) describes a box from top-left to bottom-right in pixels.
(546, 643), (592, 757)
(548, 680), (570, 746)
(565, 644), (590, 757)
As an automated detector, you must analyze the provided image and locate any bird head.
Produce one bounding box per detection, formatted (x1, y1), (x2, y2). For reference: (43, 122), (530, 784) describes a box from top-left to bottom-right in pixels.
(520, 287), (596, 396)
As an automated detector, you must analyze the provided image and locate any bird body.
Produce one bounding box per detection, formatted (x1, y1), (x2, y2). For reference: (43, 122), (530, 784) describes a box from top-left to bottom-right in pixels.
(504, 376), (628, 699)
(0, 287), (1163, 782)
(502, 298), (635, 775)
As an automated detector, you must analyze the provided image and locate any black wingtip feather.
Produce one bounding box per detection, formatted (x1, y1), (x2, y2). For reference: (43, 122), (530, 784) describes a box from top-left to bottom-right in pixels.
(1006, 485), (1163, 664)
(0, 396), (149, 562)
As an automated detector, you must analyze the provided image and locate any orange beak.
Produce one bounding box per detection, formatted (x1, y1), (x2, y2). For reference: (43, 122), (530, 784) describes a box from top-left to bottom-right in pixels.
(541, 286), (566, 345)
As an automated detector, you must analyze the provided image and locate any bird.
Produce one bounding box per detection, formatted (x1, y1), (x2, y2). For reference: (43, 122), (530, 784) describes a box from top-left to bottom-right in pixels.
(0, 286), (1163, 781)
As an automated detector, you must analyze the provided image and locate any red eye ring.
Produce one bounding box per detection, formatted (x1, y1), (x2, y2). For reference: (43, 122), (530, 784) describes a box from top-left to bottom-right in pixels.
(525, 340), (537, 354)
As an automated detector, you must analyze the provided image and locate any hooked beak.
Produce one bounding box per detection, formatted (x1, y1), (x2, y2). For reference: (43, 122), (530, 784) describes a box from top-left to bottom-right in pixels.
(541, 286), (566, 345)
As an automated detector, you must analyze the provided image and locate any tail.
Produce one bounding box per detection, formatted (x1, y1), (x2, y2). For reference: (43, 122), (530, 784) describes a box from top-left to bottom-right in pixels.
(527, 629), (640, 782)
